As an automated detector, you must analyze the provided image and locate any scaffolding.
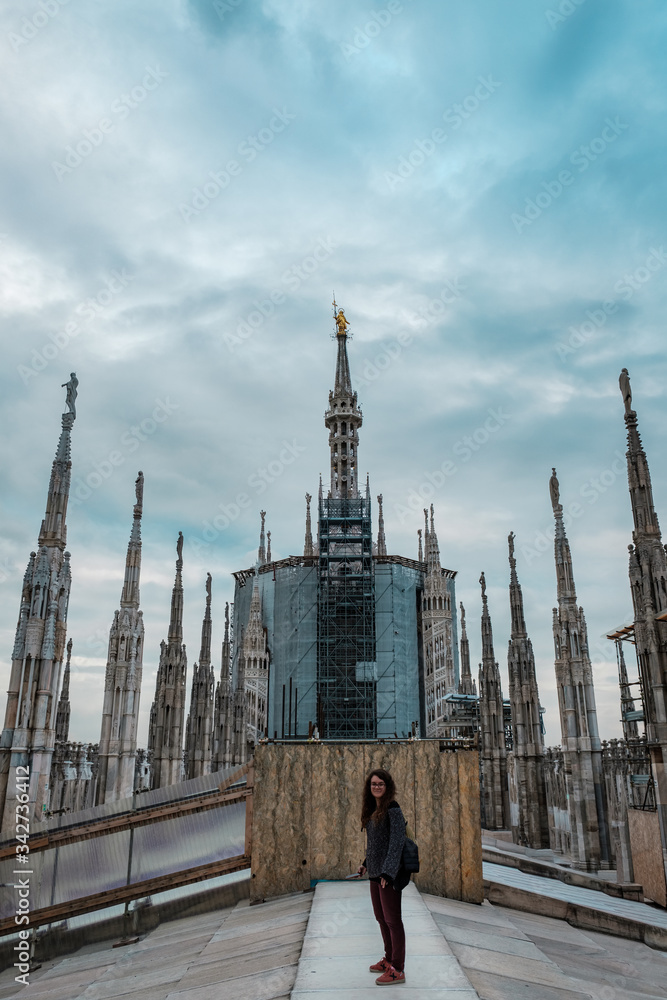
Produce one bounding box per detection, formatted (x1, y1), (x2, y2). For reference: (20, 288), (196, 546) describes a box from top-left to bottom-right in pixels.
(317, 496), (376, 738)
(442, 693), (515, 749)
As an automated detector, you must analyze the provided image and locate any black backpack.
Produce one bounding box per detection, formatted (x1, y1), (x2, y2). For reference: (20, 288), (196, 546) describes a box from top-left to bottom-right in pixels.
(402, 822), (420, 873)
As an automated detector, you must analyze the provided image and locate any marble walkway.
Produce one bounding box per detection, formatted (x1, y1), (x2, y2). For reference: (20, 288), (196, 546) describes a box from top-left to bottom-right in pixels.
(484, 861), (667, 929)
(290, 880), (478, 1000)
(0, 873), (666, 1000)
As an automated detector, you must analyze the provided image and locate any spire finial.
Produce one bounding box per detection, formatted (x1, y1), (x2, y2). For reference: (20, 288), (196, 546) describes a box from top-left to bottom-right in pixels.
(619, 368), (633, 414)
(508, 531), (527, 638)
(39, 375), (79, 549)
(120, 473), (144, 609)
(304, 493), (314, 557)
(418, 528), (423, 563)
(266, 530), (272, 563)
(549, 467), (561, 515)
(376, 494), (387, 556)
(508, 531), (516, 570)
(258, 510), (266, 564)
(198, 573), (213, 667)
(61, 372), (78, 419)
(479, 571), (487, 603)
(168, 531), (185, 642)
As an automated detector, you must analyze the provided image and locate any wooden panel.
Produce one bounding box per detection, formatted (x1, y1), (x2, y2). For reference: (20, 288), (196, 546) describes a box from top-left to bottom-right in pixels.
(310, 744), (365, 879)
(458, 750), (483, 903)
(628, 808), (667, 907)
(250, 743), (482, 903)
(251, 744), (310, 900)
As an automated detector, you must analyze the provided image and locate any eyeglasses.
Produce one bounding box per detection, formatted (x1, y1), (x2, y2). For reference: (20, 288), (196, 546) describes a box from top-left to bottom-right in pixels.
(370, 781), (385, 788)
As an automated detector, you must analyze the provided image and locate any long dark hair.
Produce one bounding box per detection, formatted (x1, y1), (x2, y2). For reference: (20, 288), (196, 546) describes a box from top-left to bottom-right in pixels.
(361, 769), (396, 829)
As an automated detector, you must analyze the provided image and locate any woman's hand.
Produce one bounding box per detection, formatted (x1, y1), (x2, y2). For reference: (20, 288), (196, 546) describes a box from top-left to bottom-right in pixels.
(380, 877), (387, 889)
(357, 864), (366, 876)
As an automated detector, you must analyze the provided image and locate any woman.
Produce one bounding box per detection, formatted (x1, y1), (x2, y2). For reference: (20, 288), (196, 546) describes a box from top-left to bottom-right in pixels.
(357, 768), (408, 986)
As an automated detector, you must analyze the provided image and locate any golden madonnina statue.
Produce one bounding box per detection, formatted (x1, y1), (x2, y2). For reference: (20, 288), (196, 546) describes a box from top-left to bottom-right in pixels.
(334, 307), (350, 336)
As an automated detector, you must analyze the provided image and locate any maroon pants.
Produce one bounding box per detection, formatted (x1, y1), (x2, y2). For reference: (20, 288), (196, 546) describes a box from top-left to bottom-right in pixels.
(370, 880), (405, 972)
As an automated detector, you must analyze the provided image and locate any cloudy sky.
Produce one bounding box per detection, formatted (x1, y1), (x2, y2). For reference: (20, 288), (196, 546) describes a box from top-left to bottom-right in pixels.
(1, 0), (666, 747)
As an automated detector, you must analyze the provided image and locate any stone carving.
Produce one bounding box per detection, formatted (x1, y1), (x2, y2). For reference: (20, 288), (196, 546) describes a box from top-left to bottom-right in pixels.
(619, 368), (632, 414)
(62, 372), (78, 418)
(549, 468), (560, 511)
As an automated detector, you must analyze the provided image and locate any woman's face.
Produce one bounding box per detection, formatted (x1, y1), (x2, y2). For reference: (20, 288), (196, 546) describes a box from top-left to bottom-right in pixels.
(370, 775), (386, 800)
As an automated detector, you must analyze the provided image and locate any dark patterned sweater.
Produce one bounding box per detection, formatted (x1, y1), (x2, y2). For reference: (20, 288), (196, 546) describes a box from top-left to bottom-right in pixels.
(364, 800), (406, 886)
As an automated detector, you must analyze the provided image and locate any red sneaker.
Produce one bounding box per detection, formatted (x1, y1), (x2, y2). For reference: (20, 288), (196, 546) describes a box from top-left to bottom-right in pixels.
(369, 957), (390, 973)
(375, 966), (405, 985)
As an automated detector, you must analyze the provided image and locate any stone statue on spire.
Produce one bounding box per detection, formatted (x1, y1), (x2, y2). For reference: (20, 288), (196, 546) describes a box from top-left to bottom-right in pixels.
(619, 368), (632, 414)
(176, 531), (183, 569)
(549, 468), (560, 512)
(135, 470), (144, 509)
(333, 296), (350, 337)
(61, 372), (78, 418)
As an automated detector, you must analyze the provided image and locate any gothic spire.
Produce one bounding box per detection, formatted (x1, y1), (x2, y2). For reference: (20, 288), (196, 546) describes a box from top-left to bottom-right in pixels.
(508, 531), (527, 639)
(325, 302), (362, 498)
(168, 531), (184, 643)
(199, 573), (212, 669)
(376, 494), (387, 556)
(333, 305), (353, 395)
(620, 368), (662, 542)
(426, 504), (442, 572)
(458, 602), (476, 695)
(418, 528), (423, 563)
(480, 571), (495, 663)
(620, 369), (667, 755)
(55, 637), (72, 741)
(616, 640), (640, 741)
(258, 510), (266, 565)
(478, 570), (508, 829)
(266, 531), (272, 564)
(120, 472), (143, 610)
(221, 601), (231, 682)
(248, 578), (262, 630)
(304, 493), (314, 557)
(550, 468), (577, 605)
(39, 373), (78, 550)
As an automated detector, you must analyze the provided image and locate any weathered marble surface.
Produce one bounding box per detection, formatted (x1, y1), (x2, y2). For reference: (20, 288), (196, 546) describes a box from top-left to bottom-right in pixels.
(251, 743), (482, 903)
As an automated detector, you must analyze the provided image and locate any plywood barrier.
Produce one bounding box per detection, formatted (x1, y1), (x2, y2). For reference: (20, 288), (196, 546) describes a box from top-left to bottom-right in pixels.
(250, 742), (482, 903)
(628, 808), (667, 907)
